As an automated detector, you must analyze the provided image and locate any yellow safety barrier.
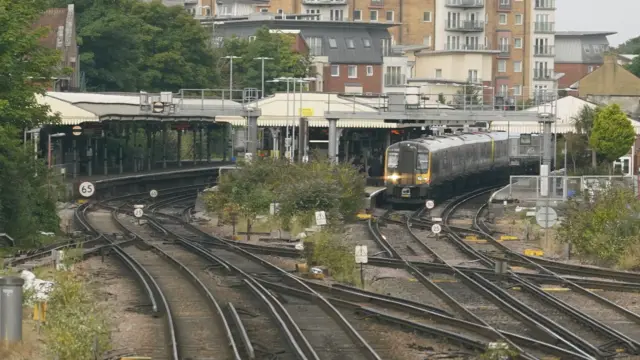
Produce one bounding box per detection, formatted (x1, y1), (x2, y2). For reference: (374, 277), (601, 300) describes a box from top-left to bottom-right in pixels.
(524, 249), (544, 257)
(500, 235), (519, 241)
(356, 213), (372, 220)
(33, 302), (48, 322)
(464, 235), (478, 241)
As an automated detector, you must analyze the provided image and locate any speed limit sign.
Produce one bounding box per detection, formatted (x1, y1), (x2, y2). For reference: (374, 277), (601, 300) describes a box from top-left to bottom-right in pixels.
(79, 182), (95, 198)
(133, 208), (144, 218)
(425, 200), (435, 209)
(149, 189), (158, 198)
(431, 224), (442, 234)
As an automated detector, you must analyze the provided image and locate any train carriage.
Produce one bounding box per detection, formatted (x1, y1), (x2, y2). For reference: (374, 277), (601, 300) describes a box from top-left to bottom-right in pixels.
(384, 131), (515, 204)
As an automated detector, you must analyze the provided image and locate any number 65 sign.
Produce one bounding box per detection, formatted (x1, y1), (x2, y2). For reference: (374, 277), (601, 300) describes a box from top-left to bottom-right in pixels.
(79, 182), (95, 198)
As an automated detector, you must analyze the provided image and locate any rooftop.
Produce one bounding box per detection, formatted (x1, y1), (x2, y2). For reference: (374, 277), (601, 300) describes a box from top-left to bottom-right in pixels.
(33, 5), (74, 49)
(555, 31), (617, 37)
(212, 13), (399, 28)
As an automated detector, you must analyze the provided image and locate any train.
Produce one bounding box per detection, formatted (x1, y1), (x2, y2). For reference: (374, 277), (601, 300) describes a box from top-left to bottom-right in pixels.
(384, 131), (539, 204)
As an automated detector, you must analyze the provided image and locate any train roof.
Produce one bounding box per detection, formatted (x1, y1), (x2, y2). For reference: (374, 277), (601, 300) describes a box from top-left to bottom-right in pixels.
(389, 131), (510, 152)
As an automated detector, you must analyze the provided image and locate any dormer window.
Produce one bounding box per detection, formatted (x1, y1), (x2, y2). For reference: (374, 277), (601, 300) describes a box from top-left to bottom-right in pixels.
(328, 37), (337, 48)
(363, 38), (371, 48)
(346, 38), (355, 49)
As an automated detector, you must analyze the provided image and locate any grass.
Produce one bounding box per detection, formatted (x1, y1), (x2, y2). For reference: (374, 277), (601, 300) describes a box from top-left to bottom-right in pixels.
(304, 231), (359, 285)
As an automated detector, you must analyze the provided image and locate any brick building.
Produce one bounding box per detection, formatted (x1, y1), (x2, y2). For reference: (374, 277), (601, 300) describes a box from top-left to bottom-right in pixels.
(554, 31), (615, 91)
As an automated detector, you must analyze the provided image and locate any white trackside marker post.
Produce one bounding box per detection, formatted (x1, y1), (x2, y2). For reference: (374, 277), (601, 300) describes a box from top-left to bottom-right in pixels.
(133, 205), (144, 225)
(79, 182), (95, 198)
(431, 223), (442, 241)
(355, 245), (368, 289)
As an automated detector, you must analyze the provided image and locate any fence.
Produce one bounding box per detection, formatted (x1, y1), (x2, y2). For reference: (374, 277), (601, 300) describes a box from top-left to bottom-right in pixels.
(506, 175), (638, 202)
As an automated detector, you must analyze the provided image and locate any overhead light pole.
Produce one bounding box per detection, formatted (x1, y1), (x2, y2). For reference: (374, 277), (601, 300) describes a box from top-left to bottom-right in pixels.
(223, 55), (241, 101)
(254, 57), (273, 98)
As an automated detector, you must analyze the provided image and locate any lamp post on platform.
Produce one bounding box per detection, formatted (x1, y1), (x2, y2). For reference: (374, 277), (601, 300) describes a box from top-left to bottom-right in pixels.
(223, 55), (240, 101)
(254, 57), (273, 98)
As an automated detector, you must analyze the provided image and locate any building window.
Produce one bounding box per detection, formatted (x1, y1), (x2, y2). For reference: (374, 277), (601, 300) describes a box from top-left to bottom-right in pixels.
(260, 8), (268, 13)
(499, 84), (508, 95)
(513, 85), (522, 96)
(370, 10), (378, 21)
(423, 11), (431, 22)
(386, 10), (394, 21)
(306, 36), (323, 56)
(583, 45), (590, 53)
(277, 9), (283, 14)
(499, 14), (507, 25)
(346, 38), (355, 49)
(468, 69), (478, 82)
(515, 14), (522, 25)
(588, 66), (594, 73)
(328, 37), (337, 48)
(385, 66), (403, 86)
(353, 9), (361, 20)
(331, 65), (339, 77)
(363, 38), (371, 47)
(348, 65), (357, 78)
(366, 65), (374, 76)
(330, 9), (344, 21)
(435, 69), (442, 78)
(498, 60), (507, 73)
(381, 38), (391, 56)
(514, 38), (522, 48)
(514, 61), (522, 72)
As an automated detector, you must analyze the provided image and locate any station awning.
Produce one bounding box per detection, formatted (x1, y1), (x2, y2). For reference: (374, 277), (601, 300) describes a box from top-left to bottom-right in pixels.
(216, 116), (398, 129)
(37, 94), (99, 125)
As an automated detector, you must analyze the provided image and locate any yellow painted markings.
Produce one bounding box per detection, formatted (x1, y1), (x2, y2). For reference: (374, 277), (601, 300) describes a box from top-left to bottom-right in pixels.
(464, 235), (488, 243)
(357, 213), (372, 220)
(524, 249), (544, 257)
(465, 235), (478, 241)
(77, 199), (87, 205)
(499, 235), (519, 241)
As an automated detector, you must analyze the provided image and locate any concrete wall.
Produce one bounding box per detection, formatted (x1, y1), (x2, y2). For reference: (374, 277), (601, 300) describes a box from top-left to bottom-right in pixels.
(413, 51), (494, 83)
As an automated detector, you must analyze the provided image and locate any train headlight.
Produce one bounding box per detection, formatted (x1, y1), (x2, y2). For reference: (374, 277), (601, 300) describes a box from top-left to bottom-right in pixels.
(417, 176), (423, 181)
(388, 173), (400, 181)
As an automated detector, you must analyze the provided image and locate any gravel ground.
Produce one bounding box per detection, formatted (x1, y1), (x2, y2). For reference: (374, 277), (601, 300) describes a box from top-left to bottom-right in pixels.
(380, 222), (434, 261)
(411, 225), (482, 268)
(77, 256), (164, 359)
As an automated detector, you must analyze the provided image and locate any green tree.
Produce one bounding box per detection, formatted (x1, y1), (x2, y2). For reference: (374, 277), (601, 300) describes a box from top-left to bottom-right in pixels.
(625, 55), (640, 78)
(53, 0), (219, 92)
(590, 103), (636, 165)
(557, 186), (640, 267)
(221, 27), (312, 95)
(453, 83), (482, 107)
(572, 104), (600, 168)
(616, 36), (640, 54)
(0, 0), (62, 129)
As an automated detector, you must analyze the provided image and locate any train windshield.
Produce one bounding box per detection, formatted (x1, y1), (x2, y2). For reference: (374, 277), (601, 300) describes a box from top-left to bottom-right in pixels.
(417, 152), (429, 172)
(387, 151), (399, 169)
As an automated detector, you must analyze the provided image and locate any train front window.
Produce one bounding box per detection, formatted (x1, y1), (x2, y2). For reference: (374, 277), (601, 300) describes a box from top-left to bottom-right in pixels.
(417, 153), (429, 172)
(387, 151), (399, 168)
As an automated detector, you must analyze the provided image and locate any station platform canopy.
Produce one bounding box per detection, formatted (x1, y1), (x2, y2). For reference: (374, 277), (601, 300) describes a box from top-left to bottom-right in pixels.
(216, 92), (399, 128)
(36, 93), (99, 125)
(490, 96), (640, 134)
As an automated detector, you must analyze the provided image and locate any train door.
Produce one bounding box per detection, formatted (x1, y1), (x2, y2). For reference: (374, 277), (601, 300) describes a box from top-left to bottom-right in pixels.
(398, 145), (417, 188)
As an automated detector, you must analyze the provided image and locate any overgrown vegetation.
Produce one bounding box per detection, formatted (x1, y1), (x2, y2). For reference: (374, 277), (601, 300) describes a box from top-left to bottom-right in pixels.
(479, 341), (519, 360)
(304, 231), (359, 284)
(0, 0), (61, 246)
(205, 158), (365, 280)
(557, 186), (640, 269)
(43, 271), (111, 360)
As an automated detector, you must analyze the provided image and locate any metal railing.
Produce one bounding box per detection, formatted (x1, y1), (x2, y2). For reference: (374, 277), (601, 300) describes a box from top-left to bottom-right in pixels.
(534, 22), (555, 33)
(445, 0), (484, 7)
(370, 0), (383, 6)
(444, 43), (491, 51)
(533, 69), (554, 80)
(504, 175), (637, 202)
(498, 44), (510, 57)
(302, 0), (347, 4)
(534, 0), (555, 9)
(498, 0), (511, 10)
(446, 20), (485, 32)
(534, 45), (555, 57)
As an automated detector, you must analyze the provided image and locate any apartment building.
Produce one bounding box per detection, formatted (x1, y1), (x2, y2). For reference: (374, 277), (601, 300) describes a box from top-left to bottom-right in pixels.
(554, 31), (615, 90)
(213, 16), (400, 93)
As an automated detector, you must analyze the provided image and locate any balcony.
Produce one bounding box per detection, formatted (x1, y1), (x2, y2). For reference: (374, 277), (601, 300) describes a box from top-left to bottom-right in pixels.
(534, 0), (555, 10)
(497, 44), (510, 58)
(446, 20), (485, 32)
(444, 43), (490, 51)
(370, 0), (383, 7)
(184, 0), (198, 4)
(534, 22), (555, 33)
(384, 73), (406, 87)
(497, 0), (511, 11)
(534, 45), (555, 57)
(445, 0), (484, 8)
(533, 69), (554, 80)
(303, 0), (347, 4)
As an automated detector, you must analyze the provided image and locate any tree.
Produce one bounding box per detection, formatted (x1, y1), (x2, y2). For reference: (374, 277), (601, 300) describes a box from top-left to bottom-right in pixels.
(625, 55), (640, 78)
(220, 27), (312, 95)
(53, 0), (219, 92)
(590, 103), (636, 164)
(0, 0), (62, 129)
(616, 36), (640, 55)
(557, 186), (640, 267)
(453, 83), (482, 107)
(571, 104), (600, 168)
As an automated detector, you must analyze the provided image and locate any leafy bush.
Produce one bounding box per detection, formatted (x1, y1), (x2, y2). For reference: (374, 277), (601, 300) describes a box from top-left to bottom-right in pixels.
(44, 271), (110, 360)
(304, 231), (358, 284)
(557, 186), (640, 267)
(205, 158), (365, 231)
